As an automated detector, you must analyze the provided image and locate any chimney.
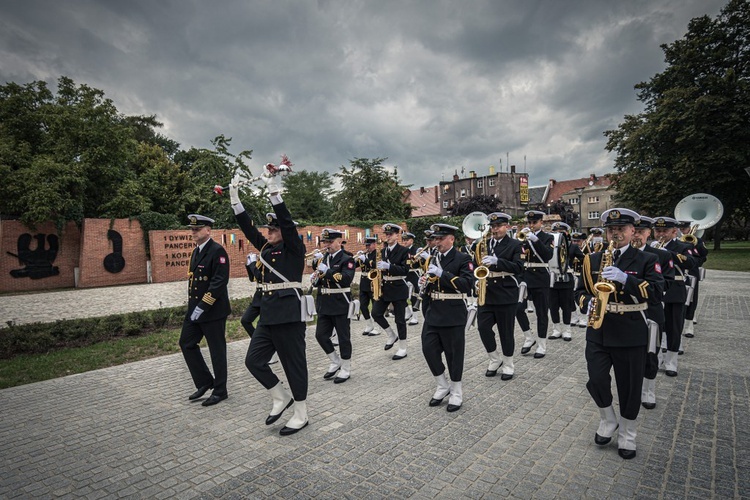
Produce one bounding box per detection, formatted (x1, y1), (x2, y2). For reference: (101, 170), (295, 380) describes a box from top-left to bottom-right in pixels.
(434, 186), (439, 203)
(549, 179), (556, 185)
(453, 170), (459, 181)
(510, 164), (516, 173)
(470, 170), (476, 178)
(420, 186), (426, 195)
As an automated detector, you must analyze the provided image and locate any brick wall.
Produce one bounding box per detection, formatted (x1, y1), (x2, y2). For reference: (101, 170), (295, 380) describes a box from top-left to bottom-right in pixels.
(0, 220), (80, 293)
(77, 219), (149, 288)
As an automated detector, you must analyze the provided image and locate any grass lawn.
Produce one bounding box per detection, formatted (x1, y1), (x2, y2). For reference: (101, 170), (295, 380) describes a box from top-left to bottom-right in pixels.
(702, 241), (750, 272)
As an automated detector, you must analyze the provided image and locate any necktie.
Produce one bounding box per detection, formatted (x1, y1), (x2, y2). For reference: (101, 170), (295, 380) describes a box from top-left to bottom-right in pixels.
(613, 249), (621, 262)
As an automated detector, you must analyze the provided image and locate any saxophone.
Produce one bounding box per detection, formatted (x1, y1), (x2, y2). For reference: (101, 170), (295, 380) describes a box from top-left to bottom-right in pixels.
(587, 239), (617, 329)
(368, 244), (384, 301)
(473, 235), (490, 306)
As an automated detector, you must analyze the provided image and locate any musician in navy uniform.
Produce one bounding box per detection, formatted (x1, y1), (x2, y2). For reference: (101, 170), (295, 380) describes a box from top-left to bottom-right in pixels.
(575, 208), (664, 459)
(652, 216), (698, 376)
(312, 229), (356, 383)
(229, 172), (309, 436)
(476, 212), (524, 380)
(677, 220), (708, 338)
(420, 224), (475, 411)
(356, 236), (380, 336)
(515, 210), (554, 358)
(632, 216), (672, 409)
(548, 222), (578, 342)
(371, 223), (411, 360)
(569, 231), (587, 328)
(179, 214), (231, 407)
(402, 231), (421, 326)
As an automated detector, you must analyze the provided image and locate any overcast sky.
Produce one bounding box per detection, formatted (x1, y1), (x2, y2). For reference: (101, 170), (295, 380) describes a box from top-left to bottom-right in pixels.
(1, 0), (728, 189)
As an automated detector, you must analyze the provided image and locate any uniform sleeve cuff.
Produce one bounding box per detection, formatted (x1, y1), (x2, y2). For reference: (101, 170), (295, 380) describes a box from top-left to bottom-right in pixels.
(270, 193), (283, 205)
(232, 202), (245, 215)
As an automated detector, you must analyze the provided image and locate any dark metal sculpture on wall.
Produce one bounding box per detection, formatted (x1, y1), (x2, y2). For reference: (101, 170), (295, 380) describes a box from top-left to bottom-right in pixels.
(103, 229), (126, 273)
(7, 233), (60, 279)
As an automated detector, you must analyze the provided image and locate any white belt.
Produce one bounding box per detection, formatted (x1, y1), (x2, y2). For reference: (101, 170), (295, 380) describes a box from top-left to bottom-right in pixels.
(260, 281), (303, 291)
(408, 269), (421, 273)
(487, 271), (515, 278)
(320, 288), (351, 295)
(383, 276), (405, 281)
(525, 263), (549, 268)
(674, 276), (685, 281)
(430, 292), (466, 300)
(605, 302), (648, 313)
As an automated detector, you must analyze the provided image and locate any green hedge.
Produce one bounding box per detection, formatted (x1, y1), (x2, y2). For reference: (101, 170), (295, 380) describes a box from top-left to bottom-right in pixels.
(0, 296), (253, 360)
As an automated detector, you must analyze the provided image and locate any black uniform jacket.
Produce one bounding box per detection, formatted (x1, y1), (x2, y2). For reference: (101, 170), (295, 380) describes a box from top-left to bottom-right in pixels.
(575, 245), (664, 347)
(688, 236), (708, 277)
(314, 249), (355, 316)
(356, 249), (377, 293)
(245, 260), (262, 307)
(662, 239), (697, 303)
(187, 238), (231, 322)
(642, 245), (672, 324)
(522, 230), (554, 289)
(423, 247), (474, 327)
(480, 235), (524, 306)
(378, 243), (410, 301)
(235, 203), (305, 325)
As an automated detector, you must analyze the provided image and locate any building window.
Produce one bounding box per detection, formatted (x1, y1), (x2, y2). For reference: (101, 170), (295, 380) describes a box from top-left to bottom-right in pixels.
(588, 211), (600, 220)
(442, 201), (449, 208)
(488, 178), (495, 187)
(570, 198), (579, 205)
(460, 189), (466, 198)
(588, 196), (600, 203)
(477, 180), (483, 188)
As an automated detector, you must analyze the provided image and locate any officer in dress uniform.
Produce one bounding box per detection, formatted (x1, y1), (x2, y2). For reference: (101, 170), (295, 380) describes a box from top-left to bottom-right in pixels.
(419, 223), (475, 411)
(371, 223), (411, 360)
(402, 232), (421, 326)
(652, 216), (698, 375)
(632, 216), (673, 409)
(515, 210), (554, 358)
(229, 173), (309, 436)
(569, 231), (587, 327)
(476, 212), (524, 380)
(179, 214), (231, 407)
(575, 208), (664, 459)
(548, 222), (579, 341)
(356, 236), (381, 336)
(312, 229), (356, 383)
(677, 220), (708, 338)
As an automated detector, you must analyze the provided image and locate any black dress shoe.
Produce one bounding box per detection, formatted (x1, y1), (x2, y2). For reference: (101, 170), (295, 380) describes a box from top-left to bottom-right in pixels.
(500, 373), (514, 381)
(485, 369), (498, 377)
(563, 337), (572, 342)
(684, 333), (694, 338)
(384, 341), (396, 350)
(678, 350), (684, 355)
(188, 384), (213, 401)
(665, 370), (678, 377)
(392, 353), (407, 360)
(594, 433), (613, 445)
(429, 396), (446, 407)
(279, 421), (308, 436)
(446, 403), (461, 412)
(323, 367), (340, 379)
(520, 341), (535, 355)
(533, 352), (545, 359)
(201, 393), (227, 407)
(641, 402), (656, 410)
(333, 374), (349, 384)
(265, 399), (293, 425)
(618, 448), (637, 460)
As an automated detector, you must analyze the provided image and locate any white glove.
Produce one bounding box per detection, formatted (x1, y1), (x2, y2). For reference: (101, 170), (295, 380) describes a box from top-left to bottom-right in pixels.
(229, 173), (242, 206)
(418, 251), (430, 260)
(418, 275), (427, 286)
(313, 250), (324, 261)
(526, 232), (539, 242)
(317, 263), (329, 274)
(481, 255), (498, 266)
(586, 299), (595, 315)
(377, 261), (390, 270)
(190, 306), (204, 322)
(649, 240), (660, 248)
(357, 253), (367, 262)
(601, 265), (627, 284)
(427, 264), (443, 277)
(246, 253), (257, 266)
(262, 170), (282, 195)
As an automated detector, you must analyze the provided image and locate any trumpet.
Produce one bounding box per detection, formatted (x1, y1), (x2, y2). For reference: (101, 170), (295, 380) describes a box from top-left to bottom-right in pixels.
(305, 250), (322, 258)
(680, 225), (699, 245)
(516, 227), (530, 241)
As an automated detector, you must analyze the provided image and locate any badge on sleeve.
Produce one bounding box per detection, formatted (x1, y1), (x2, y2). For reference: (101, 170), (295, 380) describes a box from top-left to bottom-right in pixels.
(347, 262), (354, 269)
(468, 262), (474, 271)
(219, 256), (226, 264)
(669, 260), (674, 268)
(655, 262), (662, 274)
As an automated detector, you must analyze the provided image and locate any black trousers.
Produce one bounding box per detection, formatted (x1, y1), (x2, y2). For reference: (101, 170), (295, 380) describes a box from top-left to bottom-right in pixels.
(549, 287), (573, 324)
(179, 317), (228, 396)
(477, 303), (517, 356)
(245, 322), (307, 401)
(585, 341), (646, 420)
(372, 299), (407, 339)
(241, 303), (261, 337)
(359, 290), (374, 320)
(685, 278), (699, 320)
(663, 302), (685, 351)
(315, 313), (352, 359)
(515, 287), (550, 338)
(421, 323), (465, 381)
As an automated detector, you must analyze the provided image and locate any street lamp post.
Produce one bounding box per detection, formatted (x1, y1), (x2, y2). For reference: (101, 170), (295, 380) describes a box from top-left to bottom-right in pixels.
(574, 187), (585, 231)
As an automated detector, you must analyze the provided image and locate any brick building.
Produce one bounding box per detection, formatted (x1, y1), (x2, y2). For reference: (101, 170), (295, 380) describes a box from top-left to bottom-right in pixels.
(438, 165), (529, 216)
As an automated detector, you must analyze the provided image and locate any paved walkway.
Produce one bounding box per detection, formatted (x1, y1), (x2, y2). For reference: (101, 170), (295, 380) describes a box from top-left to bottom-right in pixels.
(0, 270), (748, 499)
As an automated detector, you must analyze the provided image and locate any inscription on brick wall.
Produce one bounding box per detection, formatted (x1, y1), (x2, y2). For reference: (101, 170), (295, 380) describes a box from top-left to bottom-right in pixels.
(162, 234), (196, 267)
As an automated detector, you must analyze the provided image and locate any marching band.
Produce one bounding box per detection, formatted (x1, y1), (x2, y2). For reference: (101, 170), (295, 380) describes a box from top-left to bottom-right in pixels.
(190, 165), (713, 456)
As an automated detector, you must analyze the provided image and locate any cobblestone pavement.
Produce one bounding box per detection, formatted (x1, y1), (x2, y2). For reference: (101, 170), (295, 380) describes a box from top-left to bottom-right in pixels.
(0, 270), (747, 498)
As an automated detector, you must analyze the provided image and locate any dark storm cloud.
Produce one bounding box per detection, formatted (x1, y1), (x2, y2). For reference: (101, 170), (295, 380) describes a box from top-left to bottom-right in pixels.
(0, 0), (728, 189)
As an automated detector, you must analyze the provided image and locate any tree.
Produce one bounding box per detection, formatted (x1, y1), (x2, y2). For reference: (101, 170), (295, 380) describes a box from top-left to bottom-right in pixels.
(535, 200), (578, 228)
(605, 0), (750, 248)
(282, 170), (335, 222)
(332, 157), (412, 221)
(448, 194), (504, 216)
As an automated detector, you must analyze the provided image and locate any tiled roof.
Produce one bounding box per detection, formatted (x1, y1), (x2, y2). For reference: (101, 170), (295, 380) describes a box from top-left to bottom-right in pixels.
(405, 186), (442, 217)
(545, 175), (612, 203)
(527, 186), (547, 205)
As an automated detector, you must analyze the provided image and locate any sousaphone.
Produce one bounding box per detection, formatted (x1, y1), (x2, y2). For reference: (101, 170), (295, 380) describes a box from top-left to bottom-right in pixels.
(674, 193), (723, 238)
